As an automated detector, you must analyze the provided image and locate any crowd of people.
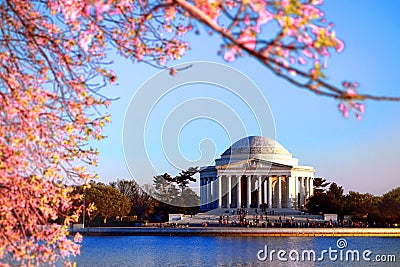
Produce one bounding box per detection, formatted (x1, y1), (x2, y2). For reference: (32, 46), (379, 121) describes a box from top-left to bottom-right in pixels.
(213, 209), (395, 228)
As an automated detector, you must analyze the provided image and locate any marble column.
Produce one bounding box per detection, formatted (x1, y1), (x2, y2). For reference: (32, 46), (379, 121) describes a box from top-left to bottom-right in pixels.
(237, 176), (242, 209)
(214, 177), (218, 208)
(294, 176), (298, 209)
(227, 175), (232, 208)
(210, 178), (214, 209)
(277, 176), (282, 209)
(205, 177), (210, 209)
(257, 176), (262, 208)
(218, 176), (222, 208)
(263, 177), (268, 205)
(211, 178), (216, 209)
(304, 177), (309, 202)
(287, 176), (297, 209)
(199, 178), (203, 209)
(309, 178), (314, 196)
(300, 177), (304, 209)
(205, 178), (208, 209)
(287, 176), (292, 209)
(204, 178), (208, 209)
(247, 176), (251, 208)
(268, 176), (272, 208)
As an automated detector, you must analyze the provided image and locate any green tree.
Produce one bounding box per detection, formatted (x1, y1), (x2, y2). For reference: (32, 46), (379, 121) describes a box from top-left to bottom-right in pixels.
(381, 187), (400, 223)
(152, 169), (200, 220)
(307, 182), (345, 216)
(343, 191), (379, 220)
(306, 193), (329, 215)
(160, 167), (198, 206)
(180, 187), (200, 207)
(313, 177), (331, 195)
(171, 167), (198, 193)
(86, 182), (131, 224)
(325, 183), (345, 215)
(153, 173), (180, 203)
(110, 179), (155, 219)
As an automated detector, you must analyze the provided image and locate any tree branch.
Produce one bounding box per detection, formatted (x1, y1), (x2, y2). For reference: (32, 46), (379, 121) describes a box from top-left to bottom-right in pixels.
(174, 0), (400, 102)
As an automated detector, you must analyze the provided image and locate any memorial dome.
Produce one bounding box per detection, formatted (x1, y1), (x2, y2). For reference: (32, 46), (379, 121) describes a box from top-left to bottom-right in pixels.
(216, 136), (298, 166)
(221, 136), (290, 156)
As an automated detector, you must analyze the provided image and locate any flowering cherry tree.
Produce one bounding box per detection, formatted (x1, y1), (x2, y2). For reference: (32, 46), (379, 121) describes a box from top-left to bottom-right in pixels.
(0, 0), (399, 266)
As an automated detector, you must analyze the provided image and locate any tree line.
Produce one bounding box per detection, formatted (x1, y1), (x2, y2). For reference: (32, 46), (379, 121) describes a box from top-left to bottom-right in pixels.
(78, 175), (400, 226)
(77, 168), (200, 225)
(306, 178), (400, 225)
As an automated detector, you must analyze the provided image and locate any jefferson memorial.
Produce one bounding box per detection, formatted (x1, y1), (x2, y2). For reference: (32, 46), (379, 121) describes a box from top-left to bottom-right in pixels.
(199, 136), (315, 211)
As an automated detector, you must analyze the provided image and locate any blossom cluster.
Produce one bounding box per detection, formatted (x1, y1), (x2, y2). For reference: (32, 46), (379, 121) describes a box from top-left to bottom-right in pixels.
(176, 0), (354, 108)
(0, 0), (199, 265)
(338, 82), (365, 120)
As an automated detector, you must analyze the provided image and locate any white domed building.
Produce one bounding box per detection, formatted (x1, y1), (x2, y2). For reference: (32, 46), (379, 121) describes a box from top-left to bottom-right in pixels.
(199, 136), (315, 211)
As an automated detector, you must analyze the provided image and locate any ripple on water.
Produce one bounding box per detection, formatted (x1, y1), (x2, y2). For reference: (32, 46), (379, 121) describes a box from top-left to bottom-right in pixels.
(74, 236), (400, 267)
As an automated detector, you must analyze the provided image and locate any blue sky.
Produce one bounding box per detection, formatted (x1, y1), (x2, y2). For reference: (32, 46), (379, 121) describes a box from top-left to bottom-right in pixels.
(93, 0), (400, 196)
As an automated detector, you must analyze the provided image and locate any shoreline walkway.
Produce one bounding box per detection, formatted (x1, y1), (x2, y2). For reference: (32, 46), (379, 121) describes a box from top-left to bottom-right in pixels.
(72, 227), (400, 237)
(72, 210), (400, 237)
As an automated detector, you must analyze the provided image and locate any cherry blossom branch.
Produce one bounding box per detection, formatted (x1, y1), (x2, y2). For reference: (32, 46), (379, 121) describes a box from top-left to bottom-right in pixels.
(174, 0), (400, 102)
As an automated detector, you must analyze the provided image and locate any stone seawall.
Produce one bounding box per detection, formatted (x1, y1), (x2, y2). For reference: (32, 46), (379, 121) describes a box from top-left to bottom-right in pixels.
(72, 227), (400, 237)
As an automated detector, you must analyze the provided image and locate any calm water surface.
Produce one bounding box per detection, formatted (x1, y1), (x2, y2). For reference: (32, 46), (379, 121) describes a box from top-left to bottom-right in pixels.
(75, 236), (400, 266)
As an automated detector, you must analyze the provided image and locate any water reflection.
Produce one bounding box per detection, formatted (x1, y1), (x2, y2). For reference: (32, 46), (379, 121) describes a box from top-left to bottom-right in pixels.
(75, 236), (400, 267)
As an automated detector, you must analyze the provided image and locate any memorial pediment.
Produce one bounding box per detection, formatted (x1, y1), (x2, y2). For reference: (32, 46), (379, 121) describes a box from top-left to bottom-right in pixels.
(217, 158), (292, 170)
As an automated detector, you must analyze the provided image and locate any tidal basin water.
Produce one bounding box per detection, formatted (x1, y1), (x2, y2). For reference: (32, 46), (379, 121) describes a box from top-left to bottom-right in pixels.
(75, 236), (400, 266)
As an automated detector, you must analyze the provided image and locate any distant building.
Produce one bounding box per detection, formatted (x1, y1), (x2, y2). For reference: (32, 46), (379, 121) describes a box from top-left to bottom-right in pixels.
(200, 136), (315, 211)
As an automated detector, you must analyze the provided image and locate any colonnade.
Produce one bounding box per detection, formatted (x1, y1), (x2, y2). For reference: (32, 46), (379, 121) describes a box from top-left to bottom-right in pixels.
(200, 175), (313, 210)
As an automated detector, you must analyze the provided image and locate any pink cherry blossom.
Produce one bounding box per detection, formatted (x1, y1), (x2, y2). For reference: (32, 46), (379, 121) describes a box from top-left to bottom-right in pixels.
(336, 39), (345, 52)
(224, 47), (237, 62)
